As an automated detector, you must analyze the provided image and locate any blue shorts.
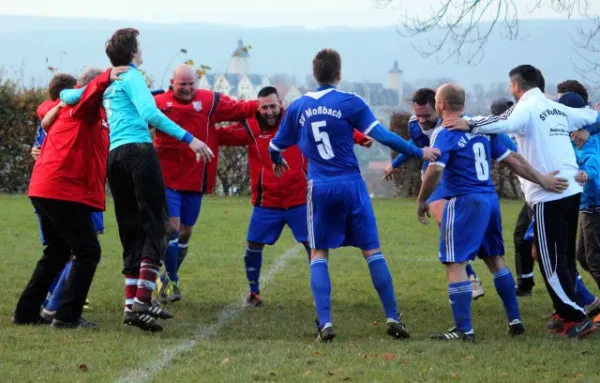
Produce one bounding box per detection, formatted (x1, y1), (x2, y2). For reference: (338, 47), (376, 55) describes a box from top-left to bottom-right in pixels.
(439, 193), (504, 263)
(166, 188), (203, 227)
(247, 205), (308, 245)
(37, 211), (104, 246)
(308, 175), (380, 250)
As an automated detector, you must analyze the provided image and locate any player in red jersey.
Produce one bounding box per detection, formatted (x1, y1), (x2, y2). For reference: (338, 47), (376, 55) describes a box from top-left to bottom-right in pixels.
(217, 86), (372, 306)
(13, 66), (129, 329)
(154, 64), (258, 303)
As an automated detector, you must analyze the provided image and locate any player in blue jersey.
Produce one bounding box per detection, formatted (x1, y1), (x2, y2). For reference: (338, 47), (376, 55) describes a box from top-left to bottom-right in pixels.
(417, 83), (569, 341)
(383, 88), (491, 300)
(269, 49), (440, 342)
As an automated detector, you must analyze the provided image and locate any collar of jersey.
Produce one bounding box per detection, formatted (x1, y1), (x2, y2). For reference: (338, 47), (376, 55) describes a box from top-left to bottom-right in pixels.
(128, 63), (137, 69)
(317, 84), (336, 91)
(520, 87), (543, 102)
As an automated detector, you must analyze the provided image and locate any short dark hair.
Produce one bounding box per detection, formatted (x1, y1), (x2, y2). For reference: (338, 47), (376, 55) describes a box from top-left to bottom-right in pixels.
(105, 28), (139, 66)
(509, 65), (542, 92)
(257, 86), (278, 98)
(490, 98), (514, 116)
(48, 73), (77, 101)
(312, 49), (341, 85)
(536, 69), (546, 93)
(557, 80), (589, 104)
(411, 88), (435, 107)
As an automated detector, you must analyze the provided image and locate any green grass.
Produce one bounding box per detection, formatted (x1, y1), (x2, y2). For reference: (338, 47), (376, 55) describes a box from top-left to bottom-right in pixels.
(0, 195), (597, 383)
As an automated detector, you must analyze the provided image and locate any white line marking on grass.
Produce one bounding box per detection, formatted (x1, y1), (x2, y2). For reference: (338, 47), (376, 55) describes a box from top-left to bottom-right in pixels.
(116, 246), (301, 383)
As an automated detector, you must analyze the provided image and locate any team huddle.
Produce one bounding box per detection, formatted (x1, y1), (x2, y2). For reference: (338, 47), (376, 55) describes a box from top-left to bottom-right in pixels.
(12, 27), (600, 343)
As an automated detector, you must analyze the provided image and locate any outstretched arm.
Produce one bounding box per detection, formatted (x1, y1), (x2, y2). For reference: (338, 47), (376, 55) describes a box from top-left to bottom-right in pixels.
(217, 122), (250, 147)
(500, 152), (568, 193)
(211, 92), (258, 123)
(124, 70), (193, 143)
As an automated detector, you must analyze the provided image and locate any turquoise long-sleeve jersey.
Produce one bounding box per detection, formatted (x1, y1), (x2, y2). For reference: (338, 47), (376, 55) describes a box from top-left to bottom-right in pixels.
(101, 65), (192, 151)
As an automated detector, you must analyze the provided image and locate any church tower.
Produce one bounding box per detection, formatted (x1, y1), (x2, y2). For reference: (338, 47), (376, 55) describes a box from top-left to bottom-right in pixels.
(388, 60), (403, 106)
(227, 39), (250, 75)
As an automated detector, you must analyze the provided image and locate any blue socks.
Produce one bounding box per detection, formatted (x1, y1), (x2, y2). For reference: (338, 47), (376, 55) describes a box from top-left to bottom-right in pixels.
(164, 233), (179, 283)
(493, 267), (521, 322)
(466, 263), (476, 278)
(576, 274), (596, 307)
(448, 281), (473, 332)
(311, 258), (332, 327)
(176, 241), (189, 271)
(245, 247), (263, 294)
(45, 261), (73, 312)
(366, 253), (399, 321)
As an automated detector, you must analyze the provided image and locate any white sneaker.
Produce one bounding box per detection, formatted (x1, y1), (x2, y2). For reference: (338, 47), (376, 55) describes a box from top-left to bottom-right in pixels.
(470, 275), (485, 300)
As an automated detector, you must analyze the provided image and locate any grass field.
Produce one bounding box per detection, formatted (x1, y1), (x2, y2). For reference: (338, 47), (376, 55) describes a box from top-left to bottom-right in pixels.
(0, 194), (598, 383)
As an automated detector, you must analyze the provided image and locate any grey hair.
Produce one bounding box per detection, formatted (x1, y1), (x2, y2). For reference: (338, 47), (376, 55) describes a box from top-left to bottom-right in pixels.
(79, 67), (104, 86)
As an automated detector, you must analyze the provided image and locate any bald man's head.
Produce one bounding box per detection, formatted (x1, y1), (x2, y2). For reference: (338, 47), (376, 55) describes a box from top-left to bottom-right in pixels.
(171, 64), (197, 102)
(435, 83), (465, 117)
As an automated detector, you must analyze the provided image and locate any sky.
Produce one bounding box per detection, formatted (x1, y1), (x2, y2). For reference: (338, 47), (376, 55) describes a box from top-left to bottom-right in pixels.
(2, 0), (599, 28)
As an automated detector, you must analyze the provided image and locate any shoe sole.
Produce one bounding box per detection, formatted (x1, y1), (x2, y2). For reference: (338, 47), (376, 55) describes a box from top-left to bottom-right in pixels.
(167, 295), (182, 304)
(124, 319), (163, 332)
(473, 293), (485, 300)
(387, 327), (410, 339)
(317, 332), (336, 342)
(571, 324), (596, 339)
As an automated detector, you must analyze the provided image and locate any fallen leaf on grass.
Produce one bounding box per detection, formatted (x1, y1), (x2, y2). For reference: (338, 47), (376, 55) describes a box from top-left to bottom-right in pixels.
(466, 355), (474, 361)
(383, 353), (394, 361)
(221, 358), (231, 365)
(359, 353), (368, 359)
(175, 313), (184, 320)
(313, 351), (323, 357)
(372, 321), (379, 326)
(327, 371), (335, 377)
(78, 364), (88, 372)
(303, 371), (311, 377)
(450, 371), (460, 380)
(575, 373), (584, 380)
(401, 360), (411, 366)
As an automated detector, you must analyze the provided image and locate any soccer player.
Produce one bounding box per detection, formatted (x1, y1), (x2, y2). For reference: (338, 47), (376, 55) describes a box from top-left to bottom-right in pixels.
(418, 83), (569, 341)
(12, 66), (128, 329)
(218, 86), (372, 306)
(37, 69), (109, 321)
(383, 88), (490, 300)
(102, 28), (212, 331)
(445, 65), (600, 338)
(490, 97), (537, 297)
(154, 64), (259, 304)
(269, 48), (440, 342)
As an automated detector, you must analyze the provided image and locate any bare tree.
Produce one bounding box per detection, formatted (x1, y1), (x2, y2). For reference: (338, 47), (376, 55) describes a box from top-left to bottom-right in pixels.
(375, 0), (599, 70)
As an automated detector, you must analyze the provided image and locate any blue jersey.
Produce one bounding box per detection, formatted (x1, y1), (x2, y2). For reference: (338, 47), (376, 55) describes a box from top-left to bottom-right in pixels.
(431, 125), (510, 198)
(270, 85), (378, 180)
(34, 124), (46, 147)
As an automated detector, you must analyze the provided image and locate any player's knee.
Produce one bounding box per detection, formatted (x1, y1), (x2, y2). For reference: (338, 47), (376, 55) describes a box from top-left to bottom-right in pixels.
(247, 241), (264, 250)
(483, 256), (505, 273)
(78, 240), (101, 264)
(179, 226), (193, 243)
(168, 218), (181, 235)
(361, 248), (382, 259)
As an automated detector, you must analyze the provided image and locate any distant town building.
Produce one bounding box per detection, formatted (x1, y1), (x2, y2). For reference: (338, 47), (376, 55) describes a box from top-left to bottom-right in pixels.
(198, 39), (405, 118)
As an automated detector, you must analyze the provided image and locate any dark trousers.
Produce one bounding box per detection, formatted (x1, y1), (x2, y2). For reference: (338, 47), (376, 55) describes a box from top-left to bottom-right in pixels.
(577, 211), (600, 290)
(514, 202), (534, 285)
(534, 193), (587, 322)
(107, 143), (169, 274)
(14, 198), (100, 323)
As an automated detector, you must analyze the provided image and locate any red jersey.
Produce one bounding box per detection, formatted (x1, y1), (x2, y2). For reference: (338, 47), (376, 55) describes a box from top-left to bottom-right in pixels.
(28, 69), (111, 211)
(154, 90), (258, 193)
(36, 99), (59, 120)
(217, 112), (371, 209)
